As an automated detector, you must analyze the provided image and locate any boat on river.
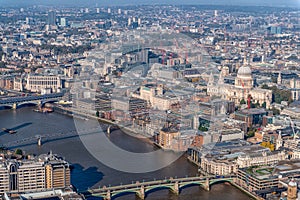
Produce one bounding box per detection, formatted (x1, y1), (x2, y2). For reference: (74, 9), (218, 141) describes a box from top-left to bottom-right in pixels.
(2, 128), (17, 134)
(33, 107), (54, 113)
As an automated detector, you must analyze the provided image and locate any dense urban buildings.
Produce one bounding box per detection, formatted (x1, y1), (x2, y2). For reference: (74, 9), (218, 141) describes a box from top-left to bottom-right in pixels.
(0, 2), (300, 199)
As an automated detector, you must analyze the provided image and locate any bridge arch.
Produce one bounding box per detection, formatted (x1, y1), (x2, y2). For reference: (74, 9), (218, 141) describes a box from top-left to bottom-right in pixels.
(17, 102), (39, 108)
(41, 99), (58, 106)
(111, 190), (137, 199)
(209, 179), (233, 187)
(0, 105), (13, 109)
(179, 182), (205, 191)
(145, 185), (173, 196)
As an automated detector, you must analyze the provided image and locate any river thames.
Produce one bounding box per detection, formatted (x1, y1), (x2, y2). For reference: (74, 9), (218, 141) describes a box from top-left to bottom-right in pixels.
(0, 107), (253, 200)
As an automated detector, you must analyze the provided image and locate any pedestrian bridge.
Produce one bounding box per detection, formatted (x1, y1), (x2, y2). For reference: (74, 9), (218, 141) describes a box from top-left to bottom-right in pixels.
(0, 93), (64, 109)
(84, 175), (235, 200)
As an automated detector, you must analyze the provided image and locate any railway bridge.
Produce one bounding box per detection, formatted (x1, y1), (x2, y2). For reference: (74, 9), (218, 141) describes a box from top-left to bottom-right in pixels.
(0, 92), (64, 109)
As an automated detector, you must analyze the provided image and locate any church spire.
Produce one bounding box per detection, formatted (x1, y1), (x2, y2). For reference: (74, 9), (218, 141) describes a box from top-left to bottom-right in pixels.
(243, 52), (248, 66)
(277, 72), (282, 85)
(276, 131), (283, 150)
(218, 72), (224, 85)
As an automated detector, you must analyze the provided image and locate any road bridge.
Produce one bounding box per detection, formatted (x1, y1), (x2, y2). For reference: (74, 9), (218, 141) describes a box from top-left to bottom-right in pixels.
(83, 176), (235, 200)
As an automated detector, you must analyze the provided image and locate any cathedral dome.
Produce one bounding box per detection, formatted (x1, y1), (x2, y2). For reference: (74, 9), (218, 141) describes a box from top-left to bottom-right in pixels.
(237, 65), (252, 78)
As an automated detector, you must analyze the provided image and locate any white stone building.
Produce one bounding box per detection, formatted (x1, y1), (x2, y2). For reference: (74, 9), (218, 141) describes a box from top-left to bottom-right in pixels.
(26, 74), (62, 93)
(207, 65), (272, 108)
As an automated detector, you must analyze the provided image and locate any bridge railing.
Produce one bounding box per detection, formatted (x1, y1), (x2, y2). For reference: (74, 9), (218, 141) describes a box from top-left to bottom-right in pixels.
(0, 93), (64, 104)
(87, 175), (234, 194)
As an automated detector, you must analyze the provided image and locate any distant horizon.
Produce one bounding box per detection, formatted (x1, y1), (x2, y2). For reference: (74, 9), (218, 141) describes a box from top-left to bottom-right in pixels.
(0, 0), (299, 7)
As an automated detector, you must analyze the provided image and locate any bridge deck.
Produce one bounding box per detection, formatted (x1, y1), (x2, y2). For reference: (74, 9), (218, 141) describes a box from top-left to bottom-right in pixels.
(0, 93), (64, 104)
(85, 176), (234, 196)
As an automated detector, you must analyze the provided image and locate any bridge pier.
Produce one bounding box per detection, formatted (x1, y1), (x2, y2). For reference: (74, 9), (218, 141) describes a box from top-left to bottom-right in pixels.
(37, 101), (42, 109)
(171, 181), (179, 195)
(12, 103), (17, 110)
(136, 185), (145, 199)
(107, 125), (111, 135)
(204, 178), (210, 191)
(87, 177), (234, 199)
(37, 137), (42, 146)
(105, 190), (111, 200)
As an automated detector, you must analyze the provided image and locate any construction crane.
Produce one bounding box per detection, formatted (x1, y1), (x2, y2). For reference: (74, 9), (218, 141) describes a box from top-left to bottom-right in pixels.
(159, 41), (166, 65)
(247, 94), (252, 109)
(184, 45), (188, 64)
(285, 117), (299, 140)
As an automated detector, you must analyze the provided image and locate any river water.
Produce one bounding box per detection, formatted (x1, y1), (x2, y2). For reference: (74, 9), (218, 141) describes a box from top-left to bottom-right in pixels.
(0, 107), (252, 200)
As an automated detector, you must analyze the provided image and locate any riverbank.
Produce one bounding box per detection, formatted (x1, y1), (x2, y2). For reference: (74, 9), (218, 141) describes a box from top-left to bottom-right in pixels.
(52, 105), (259, 200)
(231, 182), (261, 200)
(186, 156), (260, 200)
(53, 105), (156, 143)
(0, 107), (253, 199)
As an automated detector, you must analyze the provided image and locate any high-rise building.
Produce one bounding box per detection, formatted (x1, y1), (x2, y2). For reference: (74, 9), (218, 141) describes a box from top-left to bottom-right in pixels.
(269, 26), (282, 34)
(96, 8), (100, 13)
(107, 8), (111, 14)
(25, 17), (30, 25)
(214, 10), (218, 17)
(118, 8), (121, 14)
(60, 18), (67, 27)
(47, 11), (56, 25)
(128, 17), (131, 26)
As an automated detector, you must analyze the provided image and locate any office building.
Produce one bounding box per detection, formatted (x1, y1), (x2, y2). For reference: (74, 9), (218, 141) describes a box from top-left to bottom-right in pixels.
(60, 17), (67, 27)
(47, 11), (56, 25)
(26, 74), (62, 93)
(0, 152), (70, 194)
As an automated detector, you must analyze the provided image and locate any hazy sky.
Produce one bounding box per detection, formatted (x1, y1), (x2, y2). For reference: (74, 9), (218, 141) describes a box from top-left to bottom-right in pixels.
(0, 0), (299, 7)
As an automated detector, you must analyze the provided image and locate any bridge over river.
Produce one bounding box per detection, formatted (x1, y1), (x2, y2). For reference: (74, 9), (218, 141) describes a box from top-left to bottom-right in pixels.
(0, 92), (64, 109)
(83, 176), (235, 200)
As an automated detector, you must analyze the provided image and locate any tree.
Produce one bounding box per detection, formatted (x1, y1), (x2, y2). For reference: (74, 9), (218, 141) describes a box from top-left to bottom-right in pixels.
(261, 85), (292, 104)
(255, 101), (260, 107)
(262, 102), (267, 109)
(15, 149), (23, 155)
(247, 129), (256, 138)
(250, 102), (258, 108)
(199, 126), (208, 132)
(261, 141), (275, 151)
(270, 107), (280, 115)
(96, 110), (100, 117)
(262, 84), (269, 89)
(271, 76), (277, 83)
(240, 99), (246, 105)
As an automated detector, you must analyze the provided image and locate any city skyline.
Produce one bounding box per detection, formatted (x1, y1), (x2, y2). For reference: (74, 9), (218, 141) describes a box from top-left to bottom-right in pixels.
(0, 0), (299, 7)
